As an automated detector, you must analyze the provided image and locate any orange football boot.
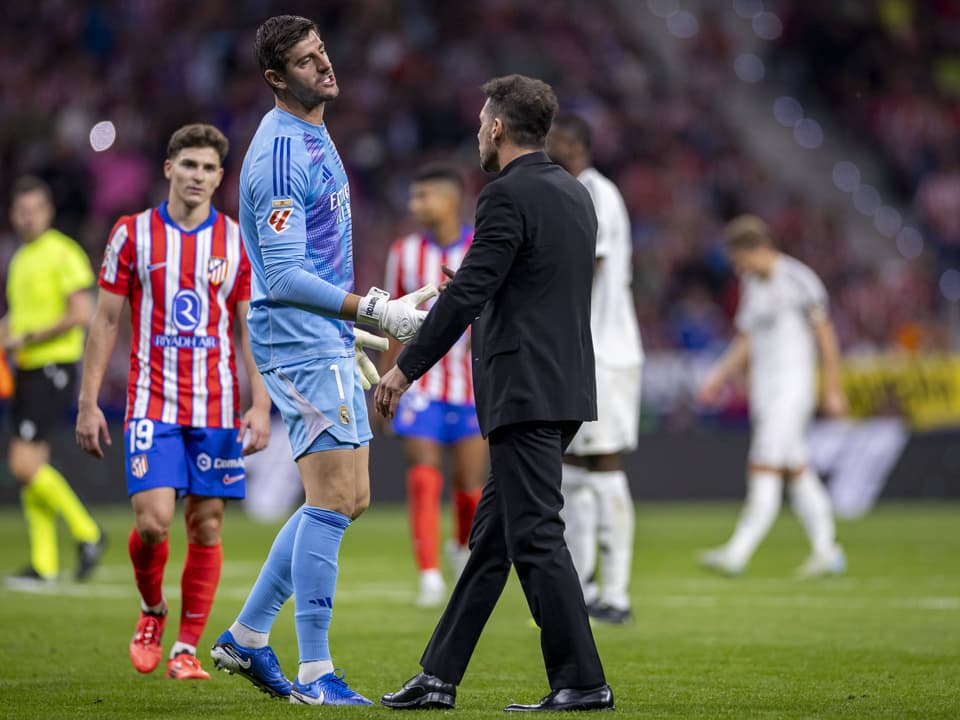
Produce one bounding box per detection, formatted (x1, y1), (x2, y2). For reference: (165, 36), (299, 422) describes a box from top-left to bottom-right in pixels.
(167, 652), (211, 680)
(129, 609), (166, 673)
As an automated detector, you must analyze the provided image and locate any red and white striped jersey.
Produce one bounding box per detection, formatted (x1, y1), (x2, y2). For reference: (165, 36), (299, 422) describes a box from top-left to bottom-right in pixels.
(98, 202), (251, 429)
(385, 227), (475, 406)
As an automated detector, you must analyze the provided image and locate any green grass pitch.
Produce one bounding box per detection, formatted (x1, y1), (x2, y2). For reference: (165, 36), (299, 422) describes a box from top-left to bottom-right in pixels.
(0, 502), (957, 719)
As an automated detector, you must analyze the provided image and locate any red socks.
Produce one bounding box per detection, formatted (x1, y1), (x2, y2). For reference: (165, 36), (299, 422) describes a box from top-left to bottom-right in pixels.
(129, 527), (222, 647)
(178, 543), (223, 646)
(407, 465), (442, 571)
(454, 489), (481, 546)
(128, 527), (168, 609)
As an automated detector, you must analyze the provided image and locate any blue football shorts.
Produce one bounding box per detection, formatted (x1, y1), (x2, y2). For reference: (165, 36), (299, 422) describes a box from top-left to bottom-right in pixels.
(124, 420), (246, 499)
(392, 391), (481, 444)
(261, 354), (372, 460)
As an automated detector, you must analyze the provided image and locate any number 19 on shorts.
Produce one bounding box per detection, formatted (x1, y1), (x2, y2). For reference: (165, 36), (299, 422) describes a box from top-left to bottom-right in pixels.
(129, 419), (155, 452)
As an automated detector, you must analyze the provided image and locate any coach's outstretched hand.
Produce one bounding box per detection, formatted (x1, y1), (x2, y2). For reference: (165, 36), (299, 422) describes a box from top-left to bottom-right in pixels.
(355, 328), (389, 390)
(356, 284), (438, 344)
(375, 365), (412, 419)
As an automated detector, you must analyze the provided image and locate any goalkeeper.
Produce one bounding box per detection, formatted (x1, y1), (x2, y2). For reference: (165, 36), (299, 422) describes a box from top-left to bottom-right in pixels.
(210, 14), (435, 706)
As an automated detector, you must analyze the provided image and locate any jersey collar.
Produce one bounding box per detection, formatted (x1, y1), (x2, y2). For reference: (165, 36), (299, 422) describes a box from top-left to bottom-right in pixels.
(424, 225), (472, 250)
(158, 201), (218, 235)
(274, 106), (327, 132)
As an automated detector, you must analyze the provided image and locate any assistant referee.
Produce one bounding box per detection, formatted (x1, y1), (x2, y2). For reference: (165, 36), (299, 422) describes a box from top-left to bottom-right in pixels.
(3, 176), (105, 584)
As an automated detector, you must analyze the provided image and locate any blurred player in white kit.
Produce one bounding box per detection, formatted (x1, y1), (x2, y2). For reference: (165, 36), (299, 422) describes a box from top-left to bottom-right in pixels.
(548, 115), (643, 624)
(699, 215), (847, 577)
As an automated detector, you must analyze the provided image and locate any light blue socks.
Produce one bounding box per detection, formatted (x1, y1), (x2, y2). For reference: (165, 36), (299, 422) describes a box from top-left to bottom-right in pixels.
(236, 505), (303, 633)
(291, 506), (350, 662)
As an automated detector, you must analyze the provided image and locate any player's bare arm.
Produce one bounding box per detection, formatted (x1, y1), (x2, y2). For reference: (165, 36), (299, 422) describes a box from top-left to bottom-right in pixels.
(811, 311), (847, 418)
(699, 332), (750, 406)
(3, 288), (93, 351)
(235, 300), (272, 455)
(76, 289), (126, 458)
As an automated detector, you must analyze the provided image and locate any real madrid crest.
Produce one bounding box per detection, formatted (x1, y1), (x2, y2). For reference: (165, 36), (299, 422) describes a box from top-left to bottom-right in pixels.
(339, 404), (350, 425)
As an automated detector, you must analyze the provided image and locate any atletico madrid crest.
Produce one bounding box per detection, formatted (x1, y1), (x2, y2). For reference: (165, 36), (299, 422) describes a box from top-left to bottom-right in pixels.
(208, 257), (229, 286)
(131, 454), (149, 478)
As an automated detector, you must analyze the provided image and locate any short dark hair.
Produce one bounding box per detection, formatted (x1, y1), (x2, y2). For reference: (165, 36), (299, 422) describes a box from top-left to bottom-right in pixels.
(724, 215), (774, 250)
(412, 163), (465, 191)
(552, 113), (593, 153)
(255, 15), (318, 82)
(167, 124), (229, 165)
(11, 176), (53, 205)
(481, 74), (558, 148)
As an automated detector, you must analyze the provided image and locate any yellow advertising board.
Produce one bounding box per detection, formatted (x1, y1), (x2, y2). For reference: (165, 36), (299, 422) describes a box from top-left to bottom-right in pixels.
(842, 355), (960, 429)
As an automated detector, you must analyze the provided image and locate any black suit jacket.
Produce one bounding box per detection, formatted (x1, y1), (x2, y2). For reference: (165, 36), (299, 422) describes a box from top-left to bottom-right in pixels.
(397, 151), (597, 436)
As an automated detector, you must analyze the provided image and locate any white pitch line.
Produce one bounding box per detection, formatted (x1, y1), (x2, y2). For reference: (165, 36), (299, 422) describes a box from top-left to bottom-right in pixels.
(637, 594), (960, 611)
(637, 575), (958, 592)
(90, 562), (265, 582)
(1, 580), (415, 603)
(3, 581), (957, 610)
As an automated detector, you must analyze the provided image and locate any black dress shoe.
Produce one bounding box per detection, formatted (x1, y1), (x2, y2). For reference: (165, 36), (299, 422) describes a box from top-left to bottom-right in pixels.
(505, 684), (614, 712)
(381, 671), (456, 709)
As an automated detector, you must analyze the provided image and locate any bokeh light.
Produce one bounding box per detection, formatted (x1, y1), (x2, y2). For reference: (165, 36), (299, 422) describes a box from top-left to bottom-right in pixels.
(793, 118), (823, 149)
(773, 96), (804, 127)
(733, 0), (764, 20)
(88, 120), (116, 152)
(939, 269), (960, 302)
(832, 161), (861, 193)
(667, 10), (700, 39)
(874, 206), (903, 238)
(853, 184), (881, 215)
(647, 0), (679, 19)
(734, 53), (765, 83)
(896, 227), (924, 259)
(752, 11), (783, 40)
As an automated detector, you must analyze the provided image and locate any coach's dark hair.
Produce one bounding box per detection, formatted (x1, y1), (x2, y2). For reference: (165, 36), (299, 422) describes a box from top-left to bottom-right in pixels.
(167, 124), (229, 165)
(256, 15), (318, 81)
(481, 74), (559, 148)
(11, 175), (53, 205)
(552, 113), (593, 153)
(412, 163), (465, 191)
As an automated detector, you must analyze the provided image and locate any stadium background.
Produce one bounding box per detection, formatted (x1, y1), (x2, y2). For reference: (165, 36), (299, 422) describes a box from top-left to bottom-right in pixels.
(1, 3), (959, 719)
(1, 0), (959, 509)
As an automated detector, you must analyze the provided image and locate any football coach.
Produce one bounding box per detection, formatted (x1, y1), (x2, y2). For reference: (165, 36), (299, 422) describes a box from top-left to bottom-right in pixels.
(376, 73), (613, 713)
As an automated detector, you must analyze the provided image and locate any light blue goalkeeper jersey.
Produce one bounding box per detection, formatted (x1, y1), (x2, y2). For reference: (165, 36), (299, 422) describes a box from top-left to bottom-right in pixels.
(239, 107), (355, 371)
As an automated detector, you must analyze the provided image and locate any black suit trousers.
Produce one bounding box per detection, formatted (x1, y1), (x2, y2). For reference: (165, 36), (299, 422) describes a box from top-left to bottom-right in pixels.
(420, 420), (606, 690)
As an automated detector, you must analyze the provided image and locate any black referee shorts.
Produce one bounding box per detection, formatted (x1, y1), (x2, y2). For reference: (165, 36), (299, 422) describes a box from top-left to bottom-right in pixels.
(11, 363), (78, 443)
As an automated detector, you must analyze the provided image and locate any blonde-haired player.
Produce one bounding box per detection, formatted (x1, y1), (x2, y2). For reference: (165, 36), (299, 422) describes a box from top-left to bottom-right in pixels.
(699, 215), (847, 577)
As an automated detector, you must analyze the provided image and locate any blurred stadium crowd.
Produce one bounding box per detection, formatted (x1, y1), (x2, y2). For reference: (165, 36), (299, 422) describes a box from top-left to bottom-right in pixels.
(1, 0), (957, 411)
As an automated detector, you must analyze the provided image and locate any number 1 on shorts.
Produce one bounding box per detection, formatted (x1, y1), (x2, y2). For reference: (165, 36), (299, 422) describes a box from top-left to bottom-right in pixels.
(329, 364), (345, 401)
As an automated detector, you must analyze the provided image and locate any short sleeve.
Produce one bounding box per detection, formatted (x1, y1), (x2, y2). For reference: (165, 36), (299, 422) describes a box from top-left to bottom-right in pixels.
(56, 237), (94, 296)
(593, 186), (614, 260)
(235, 242), (252, 302)
(734, 280), (752, 333)
(98, 218), (135, 296)
(793, 263), (829, 318)
(384, 239), (404, 297)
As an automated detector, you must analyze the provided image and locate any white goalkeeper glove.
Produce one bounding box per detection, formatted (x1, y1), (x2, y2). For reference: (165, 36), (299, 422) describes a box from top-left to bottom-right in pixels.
(356, 284), (438, 344)
(354, 328), (389, 391)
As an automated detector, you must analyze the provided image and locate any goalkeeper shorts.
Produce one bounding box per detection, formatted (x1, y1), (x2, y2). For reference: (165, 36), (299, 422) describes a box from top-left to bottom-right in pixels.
(262, 354), (372, 459)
